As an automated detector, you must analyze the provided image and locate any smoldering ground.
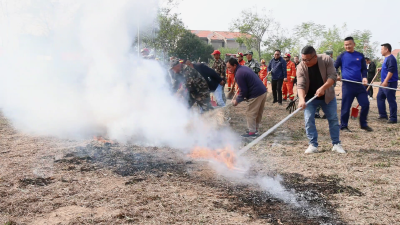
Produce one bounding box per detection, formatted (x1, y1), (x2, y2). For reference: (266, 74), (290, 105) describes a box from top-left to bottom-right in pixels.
(0, 1), (344, 223)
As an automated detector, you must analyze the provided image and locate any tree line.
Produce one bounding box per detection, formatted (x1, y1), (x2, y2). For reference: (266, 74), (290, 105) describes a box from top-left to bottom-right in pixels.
(139, 4), (387, 65)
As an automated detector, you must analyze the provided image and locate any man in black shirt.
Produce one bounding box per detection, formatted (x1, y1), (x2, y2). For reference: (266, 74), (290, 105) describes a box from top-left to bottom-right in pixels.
(297, 46), (345, 154)
(365, 57), (376, 99)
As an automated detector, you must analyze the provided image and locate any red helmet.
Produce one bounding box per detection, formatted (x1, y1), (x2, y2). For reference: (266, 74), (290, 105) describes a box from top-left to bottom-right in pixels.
(211, 50), (221, 55)
(141, 48), (150, 53)
(284, 53), (291, 58)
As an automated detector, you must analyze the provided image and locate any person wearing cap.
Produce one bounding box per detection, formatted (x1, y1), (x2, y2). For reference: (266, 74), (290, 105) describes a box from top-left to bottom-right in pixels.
(170, 59), (213, 113)
(297, 46), (345, 154)
(365, 57), (376, 99)
(282, 53), (296, 102)
(244, 51), (261, 75)
(268, 50), (287, 105)
(227, 58), (267, 138)
(211, 50), (227, 104)
(141, 48), (150, 58)
(259, 59), (268, 88)
(185, 60), (226, 107)
(237, 52), (246, 66)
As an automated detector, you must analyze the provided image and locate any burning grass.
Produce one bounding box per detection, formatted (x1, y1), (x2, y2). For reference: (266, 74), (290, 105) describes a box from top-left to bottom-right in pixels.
(188, 146), (237, 170)
(1, 86), (400, 224)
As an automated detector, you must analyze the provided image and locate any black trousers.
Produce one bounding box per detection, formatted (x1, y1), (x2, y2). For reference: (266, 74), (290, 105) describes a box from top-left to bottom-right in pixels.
(272, 79), (283, 103)
(367, 78), (373, 97)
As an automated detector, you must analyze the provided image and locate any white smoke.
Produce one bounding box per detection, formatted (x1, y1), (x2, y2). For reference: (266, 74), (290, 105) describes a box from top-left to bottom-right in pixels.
(0, 0), (239, 151)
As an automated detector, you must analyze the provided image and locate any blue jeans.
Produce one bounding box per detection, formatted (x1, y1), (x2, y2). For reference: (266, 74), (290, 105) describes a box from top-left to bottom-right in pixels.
(377, 82), (397, 122)
(304, 98), (341, 147)
(341, 82), (369, 128)
(212, 84), (225, 107)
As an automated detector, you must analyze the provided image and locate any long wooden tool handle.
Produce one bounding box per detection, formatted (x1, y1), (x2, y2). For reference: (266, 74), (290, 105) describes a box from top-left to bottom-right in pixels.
(366, 71), (380, 91)
(237, 96), (318, 156)
(342, 79), (400, 91)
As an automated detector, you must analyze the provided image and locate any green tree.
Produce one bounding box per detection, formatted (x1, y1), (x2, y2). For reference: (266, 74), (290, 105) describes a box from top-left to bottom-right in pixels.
(294, 22), (326, 49)
(230, 9), (275, 59)
(263, 29), (299, 63)
(318, 24), (347, 58)
(171, 30), (214, 62)
(141, 8), (186, 59)
(349, 30), (379, 58)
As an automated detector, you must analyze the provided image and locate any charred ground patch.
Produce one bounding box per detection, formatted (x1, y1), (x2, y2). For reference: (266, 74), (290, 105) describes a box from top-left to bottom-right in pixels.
(52, 143), (346, 224)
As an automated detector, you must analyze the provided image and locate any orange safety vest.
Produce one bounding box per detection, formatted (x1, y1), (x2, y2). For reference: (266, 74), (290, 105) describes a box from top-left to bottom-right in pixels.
(226, 68), (235, 79)
(239, 59), (245, 66)
(286, 60), (296, 82)
(259, 65), (267, 81)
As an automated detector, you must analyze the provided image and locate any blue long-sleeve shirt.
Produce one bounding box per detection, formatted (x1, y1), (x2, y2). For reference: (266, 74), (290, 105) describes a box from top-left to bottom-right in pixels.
(235, 65), (267, 103)
(268, 57), (287, 80)
(334, 51), (367, 82)
(381, 54), (399, 83)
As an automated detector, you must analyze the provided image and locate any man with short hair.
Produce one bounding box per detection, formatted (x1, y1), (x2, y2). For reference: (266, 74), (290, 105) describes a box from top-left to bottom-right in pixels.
(297, 46), (345, 154)
(171, 59), (213, 113)
(227, 58), (267, 138)
(335, 37), (373, 132)
(376, 43), (398, 124)
(268, 50), (287, 105)
(186, 60), (226, 107)
(365, 57), (377, 99)
(244, 51), (261, 75)
(211, 50), (227, 104)
(282, 53), (296, 101)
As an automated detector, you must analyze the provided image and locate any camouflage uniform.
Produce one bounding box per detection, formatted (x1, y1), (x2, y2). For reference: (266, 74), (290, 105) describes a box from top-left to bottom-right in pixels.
(212, 59), (227, 103)
(245, 59), (261, 75)
(182, 65), (213, 112)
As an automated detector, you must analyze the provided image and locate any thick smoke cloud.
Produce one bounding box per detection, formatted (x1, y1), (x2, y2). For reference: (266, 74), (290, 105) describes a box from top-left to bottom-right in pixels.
(0, 0), (239, 151)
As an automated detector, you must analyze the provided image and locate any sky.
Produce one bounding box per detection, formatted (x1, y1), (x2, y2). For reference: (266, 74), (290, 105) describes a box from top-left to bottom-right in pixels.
(174, 0), (400, 54)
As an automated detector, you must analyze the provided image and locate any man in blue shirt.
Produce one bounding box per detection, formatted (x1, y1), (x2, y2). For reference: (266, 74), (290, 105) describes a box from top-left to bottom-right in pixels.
(377, 43), (398, 123)
(268, 50), (287, 105)
(335, 37), (373, 132)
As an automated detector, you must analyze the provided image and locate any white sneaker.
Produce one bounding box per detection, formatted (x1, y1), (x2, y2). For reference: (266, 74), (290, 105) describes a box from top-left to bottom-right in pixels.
(369, 96), (373, 100)
(332, 144), (346, 154)
(305, 145), (318, 154)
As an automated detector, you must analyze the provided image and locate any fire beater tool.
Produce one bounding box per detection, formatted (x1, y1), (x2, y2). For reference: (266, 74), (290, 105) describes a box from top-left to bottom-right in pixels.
(237, 96), (318, 156)
(286, 97), (298, 113)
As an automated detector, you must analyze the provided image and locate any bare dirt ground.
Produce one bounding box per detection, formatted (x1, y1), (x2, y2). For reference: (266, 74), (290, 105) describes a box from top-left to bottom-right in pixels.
(1, 83), (399, 224)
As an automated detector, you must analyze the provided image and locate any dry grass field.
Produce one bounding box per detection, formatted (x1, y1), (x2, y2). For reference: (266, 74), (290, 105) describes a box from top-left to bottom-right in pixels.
(1, 84), (399, 224)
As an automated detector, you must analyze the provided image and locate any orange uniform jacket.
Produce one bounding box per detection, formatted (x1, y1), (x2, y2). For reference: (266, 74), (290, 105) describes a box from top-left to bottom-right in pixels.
(226, 68), (235, 88)
(286, 60), (296, 82)
(259, 65), (268, 86)
(238, 59), (245, 66)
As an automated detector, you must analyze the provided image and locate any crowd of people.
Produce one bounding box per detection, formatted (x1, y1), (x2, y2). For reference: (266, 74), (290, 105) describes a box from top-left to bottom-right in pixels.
(157, 37), (398, 154)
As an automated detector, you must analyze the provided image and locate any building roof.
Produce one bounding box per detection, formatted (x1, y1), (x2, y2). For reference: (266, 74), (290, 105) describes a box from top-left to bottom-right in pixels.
(392, 49), (400, 57)
(191, 30), (251, 41)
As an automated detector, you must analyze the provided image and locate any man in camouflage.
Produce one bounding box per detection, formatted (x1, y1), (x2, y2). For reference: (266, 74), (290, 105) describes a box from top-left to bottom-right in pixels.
(211, 50), (227, 104)
(244, 51), (261, 75)
(170, 59), (213, 113)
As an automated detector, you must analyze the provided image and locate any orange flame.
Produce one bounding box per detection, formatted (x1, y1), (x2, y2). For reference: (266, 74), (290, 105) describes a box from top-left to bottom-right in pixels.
(93, 136), (114, 144)
(188, 146), (237, 170)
